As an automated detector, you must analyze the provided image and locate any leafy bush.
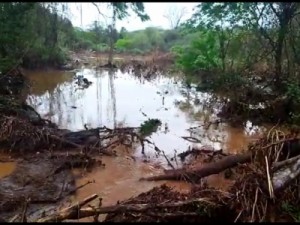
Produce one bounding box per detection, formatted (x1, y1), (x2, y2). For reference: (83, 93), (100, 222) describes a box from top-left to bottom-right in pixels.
(92, 44), (110, 53)
(172, 30), (221, 74)
(139, 118), (162, 136)
(115, 38), (133, 50)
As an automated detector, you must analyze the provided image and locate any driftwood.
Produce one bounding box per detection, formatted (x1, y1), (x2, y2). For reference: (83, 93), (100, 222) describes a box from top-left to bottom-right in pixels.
(178, 147), (227, 161)
(272, 155), (300, 191)
(37, 194), (98, 222)
(142, 146), (300, 193)
(140, 153), (252, 182)
(37, 195), (214, 222)
(272, 154), (300, 171)
(54, 126), (141, 156)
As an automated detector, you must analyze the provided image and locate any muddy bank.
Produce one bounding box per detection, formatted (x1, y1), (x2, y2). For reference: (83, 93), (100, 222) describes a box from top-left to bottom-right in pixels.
(0, 153), (100, 222)
(0, 114), (150, 221)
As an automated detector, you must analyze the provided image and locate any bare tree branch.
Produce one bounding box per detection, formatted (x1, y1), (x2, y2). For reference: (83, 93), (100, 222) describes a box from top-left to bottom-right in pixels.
(269, 3), (281, 19)
(164, 5), (187, 29)
(91, 2), (112, 27)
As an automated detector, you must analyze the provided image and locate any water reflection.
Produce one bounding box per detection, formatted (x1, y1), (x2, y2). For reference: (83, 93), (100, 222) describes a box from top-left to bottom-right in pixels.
(25, 68), (264, 163)
(108, 69), (117, 128)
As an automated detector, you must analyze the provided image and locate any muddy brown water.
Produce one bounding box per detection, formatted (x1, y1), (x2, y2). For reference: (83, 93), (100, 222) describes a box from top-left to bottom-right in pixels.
(0, 162), (16, 179)
(1, 67), (267, 221)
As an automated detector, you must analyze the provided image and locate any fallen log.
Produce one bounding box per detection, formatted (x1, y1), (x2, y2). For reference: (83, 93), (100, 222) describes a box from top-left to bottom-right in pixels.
(37, 196), (214, 222)
(140, 153), (252, 182)
(36, 194), (98, 223)
(181, 136), (202, 143)
(30, 180), (95, 205)
(272, 154), (300, 172)
(178, 148), (227, 161)
(142, 148), (300, 194)
(272, 155), (300, 191)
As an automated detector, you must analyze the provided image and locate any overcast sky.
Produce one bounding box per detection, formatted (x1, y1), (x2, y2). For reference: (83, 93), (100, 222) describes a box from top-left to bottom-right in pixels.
(68, 2), (198, 31)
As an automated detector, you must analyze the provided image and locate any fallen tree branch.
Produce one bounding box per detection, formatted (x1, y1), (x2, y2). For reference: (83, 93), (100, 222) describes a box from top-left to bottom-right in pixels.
(178, 148), (227, 161)
(30, 180), (94, 204)
(272, 156), (300, 191)
(21, 198), (29, 223)
(36, 194), (98, 222)
(261, 138), (299, 150)
(37, 197), (214, 222)
(162, 150), (175, 170)
(181, 136), (202, 143)
(140, 153), (252, 182)
(272, 154), (300, 172)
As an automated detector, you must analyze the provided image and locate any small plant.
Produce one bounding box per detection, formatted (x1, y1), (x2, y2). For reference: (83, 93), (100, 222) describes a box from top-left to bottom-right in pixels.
(139, 118), (162, 136)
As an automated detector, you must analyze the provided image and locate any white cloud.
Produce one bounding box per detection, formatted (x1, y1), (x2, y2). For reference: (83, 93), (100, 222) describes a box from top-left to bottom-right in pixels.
(68, 2), (198, 31)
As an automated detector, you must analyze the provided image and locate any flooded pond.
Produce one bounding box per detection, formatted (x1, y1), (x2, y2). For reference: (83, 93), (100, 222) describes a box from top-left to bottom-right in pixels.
(25, 68), (262, 157)
(23, 67), (265, 219)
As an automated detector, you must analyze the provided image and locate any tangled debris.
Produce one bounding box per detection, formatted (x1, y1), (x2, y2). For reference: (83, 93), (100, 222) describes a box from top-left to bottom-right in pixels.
(36, 128), (300, 222)
(0, 68), (166, 222)
(2, 68), (300, 223)
(0, 153), (99, 222)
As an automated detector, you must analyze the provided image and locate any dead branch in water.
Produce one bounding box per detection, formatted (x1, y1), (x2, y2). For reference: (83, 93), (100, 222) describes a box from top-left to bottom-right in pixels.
(140, 153), (252, 182)
(0, 115), (142, 156)
(36, 194), (98, 222)
(21, 198), (29, 223)
(181, 136), (202, 143)
(49, 135), (114, 156)
(261, 137), (299, 150)
(272, 156), (300, 191)
(178, 147), (227, 161)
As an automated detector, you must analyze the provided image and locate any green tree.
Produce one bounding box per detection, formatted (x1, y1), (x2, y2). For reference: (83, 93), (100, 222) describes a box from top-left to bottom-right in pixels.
(92, 2), (150, 65)
(187, 2), (300, 87)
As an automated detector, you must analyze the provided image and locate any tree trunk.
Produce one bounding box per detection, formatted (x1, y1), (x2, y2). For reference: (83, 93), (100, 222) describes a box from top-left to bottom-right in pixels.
(274, 3), (295, 87)
(140, 153), (252, 182)
(37, 194), (98, 222)
(219, 32), (226, 72)
(272, 155), (300, 191)
(274, 28), (285, 87)
(108, 9), (116, 66)
(108, 30), (114, 65)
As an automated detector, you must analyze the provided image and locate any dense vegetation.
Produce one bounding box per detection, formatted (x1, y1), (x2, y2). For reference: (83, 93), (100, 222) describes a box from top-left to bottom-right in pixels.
(72, 25), (180, 54)
(0, 2), (149, 71)
(172, 3), (300, 125)
(0, 3), (72, 71)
